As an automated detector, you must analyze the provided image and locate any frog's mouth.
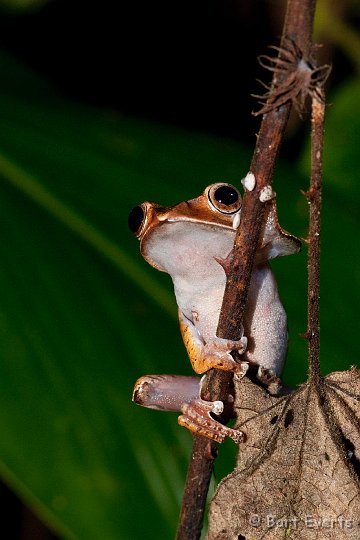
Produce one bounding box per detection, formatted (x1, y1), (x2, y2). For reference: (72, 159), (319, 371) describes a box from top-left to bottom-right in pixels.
(129, 199), (237, 242)
(156, 200), (239, 230)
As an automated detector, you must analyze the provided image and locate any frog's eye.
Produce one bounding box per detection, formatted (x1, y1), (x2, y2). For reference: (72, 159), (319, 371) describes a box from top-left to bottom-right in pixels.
(128, 205), (146, 236)
(207, 183), (242, 214)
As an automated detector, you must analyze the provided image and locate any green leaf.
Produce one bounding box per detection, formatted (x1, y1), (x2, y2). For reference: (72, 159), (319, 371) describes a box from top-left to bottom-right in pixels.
(0, 51), (256, 539)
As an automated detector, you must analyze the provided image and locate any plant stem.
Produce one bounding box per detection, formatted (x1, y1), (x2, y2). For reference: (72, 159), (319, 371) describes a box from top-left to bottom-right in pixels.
(176, 1), (316, 538)
(176, 436), (217, 540)
(307, 94), (325, 383)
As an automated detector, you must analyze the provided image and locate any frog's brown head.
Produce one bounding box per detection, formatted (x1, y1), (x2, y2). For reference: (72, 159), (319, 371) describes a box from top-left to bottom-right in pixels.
(128, 182), (300, 273)
(128, 183), (242, 239)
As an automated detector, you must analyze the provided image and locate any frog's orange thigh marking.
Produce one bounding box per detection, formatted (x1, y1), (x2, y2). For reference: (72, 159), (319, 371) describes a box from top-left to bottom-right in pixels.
(178, 309), (247, 374)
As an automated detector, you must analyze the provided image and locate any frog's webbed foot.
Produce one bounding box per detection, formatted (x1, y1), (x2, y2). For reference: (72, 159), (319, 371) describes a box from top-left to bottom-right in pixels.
(256, 365), (282, 395)
(132, 374), (244, 444)
(202, 335), (248, 373)
(179, 309), (248, 374)
(178, 397), (244, 444)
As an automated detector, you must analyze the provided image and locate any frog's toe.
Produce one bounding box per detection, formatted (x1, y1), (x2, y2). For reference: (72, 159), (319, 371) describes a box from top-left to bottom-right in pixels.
(233, 361), (250, 380)
(206, 335), (247, 354)
(199, 336), (248, 373)
(178, 398), (244, 444)
(257, 365), (282, 394)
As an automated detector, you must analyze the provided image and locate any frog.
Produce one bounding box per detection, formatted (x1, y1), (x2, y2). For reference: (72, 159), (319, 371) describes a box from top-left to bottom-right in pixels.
(129, 182), (300, 442)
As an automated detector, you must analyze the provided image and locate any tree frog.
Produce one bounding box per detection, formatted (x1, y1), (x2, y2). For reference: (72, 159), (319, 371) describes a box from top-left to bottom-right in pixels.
(129, 182), (300, 442)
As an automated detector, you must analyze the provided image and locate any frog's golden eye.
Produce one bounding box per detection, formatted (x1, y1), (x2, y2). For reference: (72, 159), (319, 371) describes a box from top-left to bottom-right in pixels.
(207, 183), (242, 214)
(128, 204), (146, 237)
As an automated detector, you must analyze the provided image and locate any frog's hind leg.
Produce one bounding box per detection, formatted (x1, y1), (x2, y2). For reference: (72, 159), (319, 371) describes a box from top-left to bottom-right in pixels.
(178, 309), (248, 374)
(132, 374), (244, 444)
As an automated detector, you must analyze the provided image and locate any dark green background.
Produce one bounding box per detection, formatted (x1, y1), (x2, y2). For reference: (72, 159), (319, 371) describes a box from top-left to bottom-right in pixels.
(0, 1), (359, 538)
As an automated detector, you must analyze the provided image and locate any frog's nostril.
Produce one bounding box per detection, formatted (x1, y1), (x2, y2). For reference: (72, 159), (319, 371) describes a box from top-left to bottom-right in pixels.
(128, 205), (145, 235)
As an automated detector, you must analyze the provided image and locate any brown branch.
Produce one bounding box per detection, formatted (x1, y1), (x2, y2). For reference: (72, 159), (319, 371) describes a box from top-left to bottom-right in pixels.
(176, 1), (316, 539)
(176, 436), (217, 540)
(305, 93), (325, 383)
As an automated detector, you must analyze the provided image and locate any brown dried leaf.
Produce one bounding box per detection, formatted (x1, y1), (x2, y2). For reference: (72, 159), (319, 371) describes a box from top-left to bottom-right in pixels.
(207, 367), (360, 539)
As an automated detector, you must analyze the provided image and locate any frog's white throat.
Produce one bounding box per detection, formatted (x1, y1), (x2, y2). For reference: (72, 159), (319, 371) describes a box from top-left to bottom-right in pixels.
(143, 221), (236, 336)
(142, 221), (235, 280)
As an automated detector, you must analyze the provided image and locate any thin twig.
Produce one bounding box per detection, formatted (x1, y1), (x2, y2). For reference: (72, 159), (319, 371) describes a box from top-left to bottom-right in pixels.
(306, 93), (325, 383)
(176, 436), (217, 539)
(176, 1), (316, 539)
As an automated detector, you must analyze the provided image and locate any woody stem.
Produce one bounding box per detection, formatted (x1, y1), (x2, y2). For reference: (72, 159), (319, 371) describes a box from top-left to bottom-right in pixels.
(307, 94), (325, 383)
(176, 1), (317, 539)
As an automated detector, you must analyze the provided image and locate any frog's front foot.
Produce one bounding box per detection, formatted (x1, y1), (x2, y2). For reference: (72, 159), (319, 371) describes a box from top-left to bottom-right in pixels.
(179, 309), (248, 374)
(201, 335), (248, 373)
(178, 397), (244, 444)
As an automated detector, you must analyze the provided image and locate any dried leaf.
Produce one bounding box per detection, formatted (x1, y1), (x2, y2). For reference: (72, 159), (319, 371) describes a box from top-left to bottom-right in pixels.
(207, 367), (360, 539)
